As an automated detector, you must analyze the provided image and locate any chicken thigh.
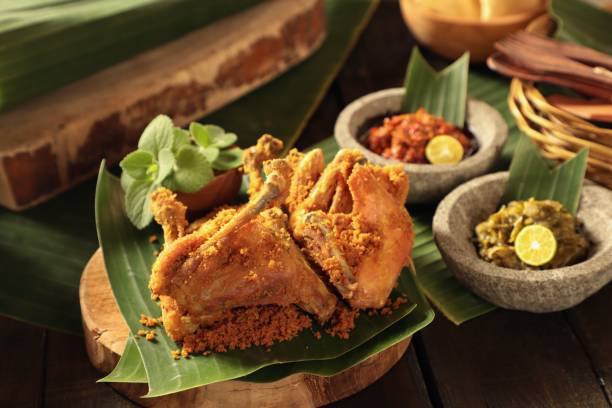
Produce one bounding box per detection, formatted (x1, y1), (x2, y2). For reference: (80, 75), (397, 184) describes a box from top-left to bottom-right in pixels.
(288, 148), (414, 309)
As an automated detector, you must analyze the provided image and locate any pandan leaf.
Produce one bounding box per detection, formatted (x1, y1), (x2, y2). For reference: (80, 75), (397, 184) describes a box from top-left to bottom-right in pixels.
(502, 135), (588, 214)
(402, 47), (469, 127)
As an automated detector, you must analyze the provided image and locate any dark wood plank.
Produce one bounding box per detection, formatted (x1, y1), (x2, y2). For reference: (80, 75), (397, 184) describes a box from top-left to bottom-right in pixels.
(566, 284), (612, 404)
(417, 309), (609, 407)
(295, 86), (343, 150)
(44, 330), (134, 408)
(329, 344), (432, 408)
(0, 316), (45, 408)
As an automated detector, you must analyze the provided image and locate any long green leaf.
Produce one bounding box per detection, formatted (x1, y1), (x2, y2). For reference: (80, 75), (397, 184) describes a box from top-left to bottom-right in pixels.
(0, 181), (98, 335)
(468, 69), (520, 164)
(503, 135), (588, 214)
(98, 336), (147, 384)
(0, 0), (264, 111)
(551, 0), (612, 55)
(402, 47), (469, 127)
(102, 254), (433, 385)
(0, 0), (377, 334)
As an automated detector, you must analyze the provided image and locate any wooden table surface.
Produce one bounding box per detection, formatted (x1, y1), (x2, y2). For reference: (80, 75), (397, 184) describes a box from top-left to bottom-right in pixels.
(1, 3), (611, 407)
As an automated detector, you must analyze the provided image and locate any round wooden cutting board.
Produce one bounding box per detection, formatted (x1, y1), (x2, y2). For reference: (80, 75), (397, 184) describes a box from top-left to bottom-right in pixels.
(80, 249), (411, 407)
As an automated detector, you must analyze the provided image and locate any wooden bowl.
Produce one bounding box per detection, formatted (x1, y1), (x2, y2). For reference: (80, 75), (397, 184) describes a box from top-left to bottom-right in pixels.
(399, 0), (545, 62)
(334, 88), (507, 204)
(433, 172), (612, 312)
(175, 168), (242, 213)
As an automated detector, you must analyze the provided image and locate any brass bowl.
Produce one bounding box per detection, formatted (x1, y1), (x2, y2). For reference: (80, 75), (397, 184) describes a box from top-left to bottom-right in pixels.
(399, 0), (545, 62)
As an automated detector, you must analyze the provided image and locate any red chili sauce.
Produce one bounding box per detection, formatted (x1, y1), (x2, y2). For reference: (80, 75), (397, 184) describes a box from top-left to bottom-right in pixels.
(366, 108), (473, 164)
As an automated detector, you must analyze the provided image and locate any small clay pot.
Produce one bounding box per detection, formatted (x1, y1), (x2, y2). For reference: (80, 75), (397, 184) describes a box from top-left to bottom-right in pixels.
(433, 172), (612, 312)
(175, 168), (242, 213)
(334, 88), (507, 204)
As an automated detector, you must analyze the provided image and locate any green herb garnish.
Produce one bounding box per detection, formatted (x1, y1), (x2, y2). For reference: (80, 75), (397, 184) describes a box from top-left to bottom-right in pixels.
(119, 115), (243, 229)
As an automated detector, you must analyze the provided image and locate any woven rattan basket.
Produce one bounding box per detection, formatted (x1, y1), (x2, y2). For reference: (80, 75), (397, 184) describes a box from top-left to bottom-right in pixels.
(508, 15), (612, 189)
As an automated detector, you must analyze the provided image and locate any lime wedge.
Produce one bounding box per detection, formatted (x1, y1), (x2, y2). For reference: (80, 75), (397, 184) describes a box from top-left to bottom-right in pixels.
(425, 135), (464, 165)
(514, 225), (557, 267)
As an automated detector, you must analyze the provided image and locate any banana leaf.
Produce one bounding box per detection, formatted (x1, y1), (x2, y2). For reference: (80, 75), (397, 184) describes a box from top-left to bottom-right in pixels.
(468, 70), (520, 164)
(101, 251), (434, 386)
(99, 336), (147, 384)
(0, 0), (377, 335)
(551, 0), (612, 55)
(402, 48), (469, 127)
(502, 135), (588, 214)
(0, 0), (264, 111)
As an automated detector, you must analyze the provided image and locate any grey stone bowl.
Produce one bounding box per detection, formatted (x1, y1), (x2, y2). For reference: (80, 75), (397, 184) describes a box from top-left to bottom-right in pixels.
(433, 172), (612, 312)
(334, 88), (507, 203)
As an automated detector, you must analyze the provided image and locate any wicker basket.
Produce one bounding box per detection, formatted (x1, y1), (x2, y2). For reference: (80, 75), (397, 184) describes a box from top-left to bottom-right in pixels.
(508, 15), (612, 189)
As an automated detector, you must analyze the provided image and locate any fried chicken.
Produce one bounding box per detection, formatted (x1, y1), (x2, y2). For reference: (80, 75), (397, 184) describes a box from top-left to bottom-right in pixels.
(148, 135), (413, 342)
(149, 165), (337, 341)
(287, 148), (413, 308)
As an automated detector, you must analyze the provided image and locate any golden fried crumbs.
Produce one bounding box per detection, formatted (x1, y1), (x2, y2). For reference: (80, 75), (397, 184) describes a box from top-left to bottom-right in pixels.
(368, 296), (408, 317)
(171, 350), (181, 360)
(180, 305), (311, 355)
(380, 296), (408, 316)
(139, 314), (161, 327)
(326, 305), (359, 339)
(137, 329), (157, 341)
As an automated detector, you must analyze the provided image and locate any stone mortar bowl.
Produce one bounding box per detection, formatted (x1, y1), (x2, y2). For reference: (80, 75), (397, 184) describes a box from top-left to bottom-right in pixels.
(334, 88), (507, 204)
(433, 172), (612, 312)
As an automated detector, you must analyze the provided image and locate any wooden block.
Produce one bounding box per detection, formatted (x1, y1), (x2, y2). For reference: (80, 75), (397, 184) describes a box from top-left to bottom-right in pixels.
(0, 0), (325, 211)
(80, 249), (411, 407)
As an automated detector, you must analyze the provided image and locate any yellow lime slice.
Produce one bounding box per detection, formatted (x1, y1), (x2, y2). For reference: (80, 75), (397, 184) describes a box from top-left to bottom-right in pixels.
(514, 225), (557, 267)
(425, 135), (464, 165)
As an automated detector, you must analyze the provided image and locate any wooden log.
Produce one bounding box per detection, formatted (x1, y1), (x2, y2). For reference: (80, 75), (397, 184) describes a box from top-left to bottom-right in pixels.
(80, 249), (411, 407)
(0, 0), (325, 211)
